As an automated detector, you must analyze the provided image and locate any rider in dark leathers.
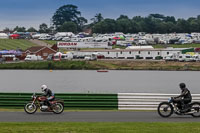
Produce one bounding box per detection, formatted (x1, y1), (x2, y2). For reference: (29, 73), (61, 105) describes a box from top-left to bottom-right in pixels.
(41, 85), (55, 109)
(173, 83), (192, 112)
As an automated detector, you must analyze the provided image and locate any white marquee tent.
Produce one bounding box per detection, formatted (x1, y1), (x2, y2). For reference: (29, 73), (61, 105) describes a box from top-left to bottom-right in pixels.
(0, 33), (9, 39)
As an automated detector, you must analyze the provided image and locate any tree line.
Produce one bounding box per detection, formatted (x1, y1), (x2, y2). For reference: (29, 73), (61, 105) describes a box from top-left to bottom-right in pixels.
(3, 4), (200, 34)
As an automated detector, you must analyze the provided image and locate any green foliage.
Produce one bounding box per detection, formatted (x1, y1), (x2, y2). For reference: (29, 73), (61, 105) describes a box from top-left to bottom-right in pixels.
(92, 13), (200, 34)
(39, 23), (49, 33)
(13, 26), (26, 32)
(91, 13), (104, 24)
(27, 27), (37, 32)
(92, 19), (116, 33)
(58, 21), (77, 33)
(52, 4), (87, 32)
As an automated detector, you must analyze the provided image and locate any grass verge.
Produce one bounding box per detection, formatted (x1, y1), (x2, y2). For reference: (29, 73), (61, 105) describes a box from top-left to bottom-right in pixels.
(153, 43), (200, 48)
(0, 122), (200, 133)
(1, 60), (200, 71)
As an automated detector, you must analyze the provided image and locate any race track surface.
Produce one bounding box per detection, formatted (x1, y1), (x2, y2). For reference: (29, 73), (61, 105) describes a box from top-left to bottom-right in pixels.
(1, 111), (200, 122)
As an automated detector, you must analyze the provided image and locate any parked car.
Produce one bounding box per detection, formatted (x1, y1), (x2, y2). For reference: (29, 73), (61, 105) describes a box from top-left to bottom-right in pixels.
(47, 54), (54, 61)
(61, 53), (73, 60)
(84, 54), (97, 61)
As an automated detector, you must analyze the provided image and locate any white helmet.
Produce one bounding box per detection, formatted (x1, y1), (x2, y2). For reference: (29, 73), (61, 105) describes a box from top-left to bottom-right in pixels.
(41, 85), (47, 92)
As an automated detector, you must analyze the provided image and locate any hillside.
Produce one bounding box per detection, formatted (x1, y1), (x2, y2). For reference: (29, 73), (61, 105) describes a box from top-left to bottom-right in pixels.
(0, 39), (37, 50)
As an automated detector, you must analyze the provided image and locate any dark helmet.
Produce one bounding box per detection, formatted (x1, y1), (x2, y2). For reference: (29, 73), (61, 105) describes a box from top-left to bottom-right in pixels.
(179, 83), (186, 89)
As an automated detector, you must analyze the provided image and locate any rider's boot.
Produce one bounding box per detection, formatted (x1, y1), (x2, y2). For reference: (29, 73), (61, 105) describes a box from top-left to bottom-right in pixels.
(181, 104), (190, 113)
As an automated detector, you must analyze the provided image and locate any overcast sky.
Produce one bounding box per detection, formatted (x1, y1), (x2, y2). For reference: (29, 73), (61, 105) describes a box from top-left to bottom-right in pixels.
(0, 0), (200, 30)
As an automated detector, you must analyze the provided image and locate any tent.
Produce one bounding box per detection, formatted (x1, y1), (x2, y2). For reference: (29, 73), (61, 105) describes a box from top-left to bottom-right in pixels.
(10, 34), (20, 39)
(0, 50), (22, 55)
(0, 33), (9, 39)
(113, 35), (125, 40)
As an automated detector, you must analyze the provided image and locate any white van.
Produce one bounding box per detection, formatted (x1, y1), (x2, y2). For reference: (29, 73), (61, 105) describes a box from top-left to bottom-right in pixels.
(164, 54), (178, 61)
(178, 54), (194, 62)
(61, 53), (73, 60)
(25, 55), (43, 61)
(84, 53), (97, 61)
(191, 55), (200, 62)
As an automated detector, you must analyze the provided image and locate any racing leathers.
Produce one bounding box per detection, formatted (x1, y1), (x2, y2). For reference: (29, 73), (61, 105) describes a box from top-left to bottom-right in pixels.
(42, 88), (55, 107)
(173, 87), (192, 110)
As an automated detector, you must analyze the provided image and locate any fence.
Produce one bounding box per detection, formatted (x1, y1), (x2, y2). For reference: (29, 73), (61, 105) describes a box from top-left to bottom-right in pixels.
(0, 93), (118, 110)
(118, 93), (200, 110)
(1, 93), (200, 110)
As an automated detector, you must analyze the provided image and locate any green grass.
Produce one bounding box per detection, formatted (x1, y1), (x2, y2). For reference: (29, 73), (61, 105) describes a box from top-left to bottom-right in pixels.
(0, 61), (96, 70)
(153, 43), (200, 48)
(0, 122), (200, 133)
(0, 39), (37, 50)
(1, 60), (200, 71)
(42, 40), (57, 45)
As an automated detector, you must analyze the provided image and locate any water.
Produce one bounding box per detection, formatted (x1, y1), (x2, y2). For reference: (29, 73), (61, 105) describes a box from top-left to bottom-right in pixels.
(1, 70), (200, 94)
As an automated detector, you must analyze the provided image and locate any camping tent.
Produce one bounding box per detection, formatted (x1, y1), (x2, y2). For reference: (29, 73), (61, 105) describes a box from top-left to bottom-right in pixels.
(10, 34), (20, 39)
(0, 33), (9, 39)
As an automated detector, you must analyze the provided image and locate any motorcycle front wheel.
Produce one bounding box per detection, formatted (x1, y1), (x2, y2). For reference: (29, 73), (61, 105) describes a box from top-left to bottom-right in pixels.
(52, 102), (64, 114)
(157, 102), (173, 117)
(24, 102), (37, 114)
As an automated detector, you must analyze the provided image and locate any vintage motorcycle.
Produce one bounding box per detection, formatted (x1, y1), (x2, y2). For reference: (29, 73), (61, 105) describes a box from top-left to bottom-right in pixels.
(24, 93), (64, 114)
(157, 97), (200, 117)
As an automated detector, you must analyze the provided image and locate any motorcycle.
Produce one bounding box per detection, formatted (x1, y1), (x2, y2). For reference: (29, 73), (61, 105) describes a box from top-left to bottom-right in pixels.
(24, 93), (64, 114)
(157, 97), (200, 117)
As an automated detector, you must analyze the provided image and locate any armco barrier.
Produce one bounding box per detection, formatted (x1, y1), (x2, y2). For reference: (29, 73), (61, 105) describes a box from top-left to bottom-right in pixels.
(2, 93), (200, 110)
(118, 93), (200, 110)
(0, 93), (118, 110)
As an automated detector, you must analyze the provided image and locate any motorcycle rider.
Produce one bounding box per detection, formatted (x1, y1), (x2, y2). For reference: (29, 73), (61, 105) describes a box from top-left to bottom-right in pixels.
(173, 83), (192, 112)
(41, 85), (55, 110)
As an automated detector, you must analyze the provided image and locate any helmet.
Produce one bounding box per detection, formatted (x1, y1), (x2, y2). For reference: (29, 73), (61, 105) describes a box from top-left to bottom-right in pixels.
(41, 85), (47, 92)
(179, 83), (186, 89)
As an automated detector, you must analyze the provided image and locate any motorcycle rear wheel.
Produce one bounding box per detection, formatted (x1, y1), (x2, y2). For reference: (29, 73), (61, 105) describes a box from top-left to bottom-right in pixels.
(24, 103), (37, 114)
(52, 102), (64, 114)
(191, 102), (200, 117)
(157, 102), (173, 117)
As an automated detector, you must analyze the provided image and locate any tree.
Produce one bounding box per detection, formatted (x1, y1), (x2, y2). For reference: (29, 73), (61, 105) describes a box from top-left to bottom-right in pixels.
(39, 23), (49, 33)
(3, 27), (12, 33)
(149, 14), (165, 20)
(164, 16), (176, 23)
(58, 21), (77, 33)
(188, 18), (199, 32)
(27, 27), (37, 32)
(92, 19), (116, 33)
(116, 18), (132, 33)
(78, 17), (88, 31)
(176, 19), (190, 33)
(91, 13), (104, 24)
(14, 26), (26, 32)
(52, 4), (81, 28)
(117, 15), (129, 20)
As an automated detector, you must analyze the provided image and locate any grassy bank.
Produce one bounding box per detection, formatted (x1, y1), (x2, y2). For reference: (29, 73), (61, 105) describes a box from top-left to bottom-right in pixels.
(0, 39), (37, 50)
(0, 60), (200, 71)
(153, 43), (200, 48)
(0, 122), (200, 133)
(0, 61), (94, 70)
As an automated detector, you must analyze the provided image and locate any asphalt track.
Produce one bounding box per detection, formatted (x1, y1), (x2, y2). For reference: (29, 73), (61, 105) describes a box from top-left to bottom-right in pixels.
(1, 111), (200, 122)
